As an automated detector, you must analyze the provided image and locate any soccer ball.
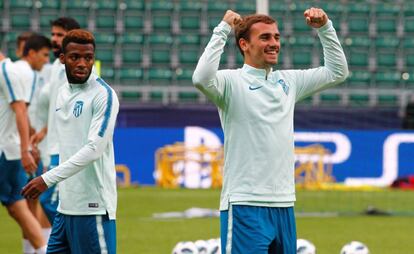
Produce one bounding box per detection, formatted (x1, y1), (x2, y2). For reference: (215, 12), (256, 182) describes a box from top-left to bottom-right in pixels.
(297, 238), (316, 254)
(206, 238), (221, 254)
(194, 240), (209, 254)
(340, 241), (369, 254)
(172, 241), (199, 254)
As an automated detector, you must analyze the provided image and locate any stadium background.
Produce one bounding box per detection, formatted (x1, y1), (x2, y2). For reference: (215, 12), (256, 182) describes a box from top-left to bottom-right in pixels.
(1, 0), (414, 253)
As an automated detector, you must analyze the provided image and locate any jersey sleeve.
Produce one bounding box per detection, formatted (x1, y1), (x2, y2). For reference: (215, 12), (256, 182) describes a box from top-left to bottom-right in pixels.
(36, 81), (51, 127)
(21, 71), (37, 104)
(41, 83), (120, 187)
(1, 61), (26, 103)
(192, 21), (232, 109)
(292, 20), (349, 102)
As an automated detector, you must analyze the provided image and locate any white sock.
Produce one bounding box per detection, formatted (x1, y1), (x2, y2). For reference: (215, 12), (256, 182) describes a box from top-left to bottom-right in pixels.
(35, 245), (47, 254)
(22, 239), (35, 254)
(42, 228), (52, 244)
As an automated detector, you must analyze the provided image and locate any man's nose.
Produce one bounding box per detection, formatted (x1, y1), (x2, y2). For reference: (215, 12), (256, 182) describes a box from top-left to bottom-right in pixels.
(77, 58), (87, 68)
(269, 37), (278, 45)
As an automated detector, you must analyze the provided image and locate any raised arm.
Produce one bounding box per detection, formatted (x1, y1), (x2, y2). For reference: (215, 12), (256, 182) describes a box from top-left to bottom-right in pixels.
(192, 10), (241, 108)
(294, 7), (349, 101)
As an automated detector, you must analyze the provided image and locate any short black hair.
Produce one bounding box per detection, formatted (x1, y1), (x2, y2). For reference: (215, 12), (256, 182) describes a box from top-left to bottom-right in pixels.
(50, 17), (80, 31)
(62, 29), (95, 53)
(23, 35), (52, 56)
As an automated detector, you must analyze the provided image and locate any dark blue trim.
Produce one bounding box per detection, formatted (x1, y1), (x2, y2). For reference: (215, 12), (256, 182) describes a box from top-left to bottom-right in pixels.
(29, 71), (37, 103)
(2, 61), (16, 101)
(96, 77), (113, 137)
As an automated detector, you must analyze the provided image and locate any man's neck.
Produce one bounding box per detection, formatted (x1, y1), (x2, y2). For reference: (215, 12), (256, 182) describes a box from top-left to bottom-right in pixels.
(244, 61), (272, 74)
(21, 57), (35, 70)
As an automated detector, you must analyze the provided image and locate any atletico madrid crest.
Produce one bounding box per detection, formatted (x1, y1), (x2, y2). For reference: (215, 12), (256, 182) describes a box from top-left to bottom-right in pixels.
(73, 101), (84, 118)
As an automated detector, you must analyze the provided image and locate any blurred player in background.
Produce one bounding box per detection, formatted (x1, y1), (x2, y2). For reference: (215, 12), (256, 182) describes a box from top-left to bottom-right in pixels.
(193, 8), (348, 253)
(15, 32), (35, 59)
(23, 29), (119, 254)
(0, 54), (47, 253)
(30, 17), (80, 227)
(14, 33), (52, 254)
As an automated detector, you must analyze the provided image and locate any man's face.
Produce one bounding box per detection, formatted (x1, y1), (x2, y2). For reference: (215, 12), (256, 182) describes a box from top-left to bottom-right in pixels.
(51, 26), (67, 58)
(240, 22), (280, 69)
(60, 42), (94, 84)
(29, 47), (50, 71)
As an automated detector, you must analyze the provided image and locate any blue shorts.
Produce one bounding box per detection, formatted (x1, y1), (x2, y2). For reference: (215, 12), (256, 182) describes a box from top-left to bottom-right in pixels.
(220, 205), (296, 254)
(47, 212), (116, 254)
(27, 159), (44, 181)
(40, 154), (59, 224)
(0, 153), (27, 206)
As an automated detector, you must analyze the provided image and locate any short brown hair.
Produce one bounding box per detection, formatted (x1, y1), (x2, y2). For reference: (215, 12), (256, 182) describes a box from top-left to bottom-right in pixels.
(17, 31), (35, 48)
(62, 29), (95, 53)
(235, 14), (277, 56)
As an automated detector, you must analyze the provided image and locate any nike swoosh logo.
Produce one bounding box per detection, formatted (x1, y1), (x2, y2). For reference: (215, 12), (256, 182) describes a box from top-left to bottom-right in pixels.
(249, 85), (263, 90)
(55, 108), (61, 112)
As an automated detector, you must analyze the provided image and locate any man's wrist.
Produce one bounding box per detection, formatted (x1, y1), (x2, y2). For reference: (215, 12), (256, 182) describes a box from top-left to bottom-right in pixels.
(316, 20), (332, 33)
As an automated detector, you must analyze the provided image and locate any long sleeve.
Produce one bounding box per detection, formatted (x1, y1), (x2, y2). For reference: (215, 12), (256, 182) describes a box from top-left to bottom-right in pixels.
(293, 20), (349, 102)
(41, 87), (119, 187)
(36, 81), (50, 127)
(192, 21), (232, 109)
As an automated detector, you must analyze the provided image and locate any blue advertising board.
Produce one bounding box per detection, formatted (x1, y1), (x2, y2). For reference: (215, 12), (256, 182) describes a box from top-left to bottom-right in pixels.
(114, 127), (414, 187)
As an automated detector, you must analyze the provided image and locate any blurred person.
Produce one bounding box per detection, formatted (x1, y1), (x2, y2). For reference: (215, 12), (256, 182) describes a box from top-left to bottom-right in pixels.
(14, 33), (52, 253)
(15, 32), (35, 59)
(30, 17), (80, 227)
(193, 8), (348, 253)
(23, 29), (119, 254)
(0, 55), (47, 253)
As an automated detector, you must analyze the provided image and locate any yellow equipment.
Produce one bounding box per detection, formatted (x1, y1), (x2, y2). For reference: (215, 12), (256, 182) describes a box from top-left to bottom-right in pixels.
(116, 164), (132, 187)
(294, 145), (335, 189)
(155, 142), (223, 188)
(155, 143), (334, 189)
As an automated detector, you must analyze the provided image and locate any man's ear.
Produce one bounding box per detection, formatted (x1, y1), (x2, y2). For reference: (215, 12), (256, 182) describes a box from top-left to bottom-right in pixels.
(239, 38), (248, 53)
(28, 49), (36, 58)
(59, 53), (65, 64)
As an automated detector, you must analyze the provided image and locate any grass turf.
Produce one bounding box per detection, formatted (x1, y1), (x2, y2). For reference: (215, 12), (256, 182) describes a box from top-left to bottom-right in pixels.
(0, 187), (413, 253)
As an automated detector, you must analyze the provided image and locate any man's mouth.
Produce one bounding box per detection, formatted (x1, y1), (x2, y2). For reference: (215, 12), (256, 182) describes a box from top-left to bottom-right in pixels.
(74, 70), (88, 78)
(264, 49), (278, 55)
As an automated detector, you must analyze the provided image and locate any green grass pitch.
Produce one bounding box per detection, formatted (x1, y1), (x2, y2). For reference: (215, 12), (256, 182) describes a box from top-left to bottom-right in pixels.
(1, 187), (413, 253)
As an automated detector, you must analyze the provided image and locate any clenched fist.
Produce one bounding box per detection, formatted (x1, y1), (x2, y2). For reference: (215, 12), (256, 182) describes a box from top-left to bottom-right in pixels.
(222, 10), (242, 29)
(304, 7), (328, 28)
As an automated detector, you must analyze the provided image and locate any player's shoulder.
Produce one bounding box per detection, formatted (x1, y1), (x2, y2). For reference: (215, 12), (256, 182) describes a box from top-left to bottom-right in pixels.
(274, 69), (304, 81)
(13, 60), (33, 75)
(217, 68), (241, 80)
(0, 58), (19, 82)
(90, 75), (119, 102)
(218, 68), (240, 75)
(91, 75), (114, 93)
(0, 58), (11, 72)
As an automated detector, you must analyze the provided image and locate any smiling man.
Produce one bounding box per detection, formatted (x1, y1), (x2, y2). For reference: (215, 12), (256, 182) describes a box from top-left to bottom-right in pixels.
(22, 29), (119, 254)
(193, 8), (348, 254)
